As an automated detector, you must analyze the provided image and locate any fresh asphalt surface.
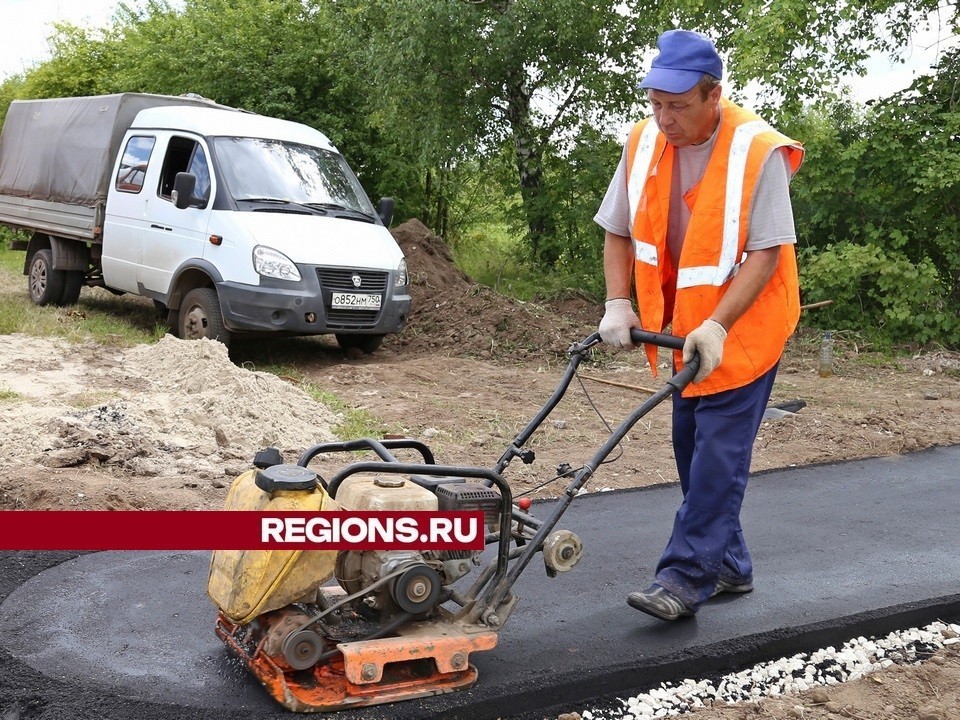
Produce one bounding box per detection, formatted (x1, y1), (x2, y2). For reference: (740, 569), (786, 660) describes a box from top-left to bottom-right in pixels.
(2, 446), (959, 720)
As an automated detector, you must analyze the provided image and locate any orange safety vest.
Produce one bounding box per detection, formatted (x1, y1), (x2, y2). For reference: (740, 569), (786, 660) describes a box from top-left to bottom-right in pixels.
(625, 98), (803, 397)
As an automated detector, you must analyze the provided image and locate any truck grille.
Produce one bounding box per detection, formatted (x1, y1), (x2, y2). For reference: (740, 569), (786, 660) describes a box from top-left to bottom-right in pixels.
(316, 268), (389, 328)
(317, 268), (388, 291)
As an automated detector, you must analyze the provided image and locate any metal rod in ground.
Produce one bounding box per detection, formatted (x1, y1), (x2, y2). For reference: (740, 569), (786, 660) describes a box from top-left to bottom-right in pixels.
(578, 373), (657, 395)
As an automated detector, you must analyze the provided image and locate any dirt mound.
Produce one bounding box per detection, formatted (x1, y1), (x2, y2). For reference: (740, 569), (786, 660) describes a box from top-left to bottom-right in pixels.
(390, 219), (599, 360)
(391, 218), (473, 297)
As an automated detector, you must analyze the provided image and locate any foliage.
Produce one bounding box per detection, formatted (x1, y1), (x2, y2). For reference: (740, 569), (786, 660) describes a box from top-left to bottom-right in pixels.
(330, 0), (647, 265)
(13, 23), (123, 101)
(109, 0), (396, 194)
(799, 242), (959, 346)
(0, 75), (25, 127)
(681, 0), (952, 117)
(785, 45), (960, 346)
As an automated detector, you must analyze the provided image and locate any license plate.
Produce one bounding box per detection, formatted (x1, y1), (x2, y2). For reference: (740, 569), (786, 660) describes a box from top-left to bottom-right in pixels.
(331, 292), (382, 310)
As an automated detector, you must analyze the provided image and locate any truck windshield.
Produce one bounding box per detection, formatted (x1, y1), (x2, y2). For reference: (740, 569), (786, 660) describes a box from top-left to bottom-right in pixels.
(212, 137), (376, 216)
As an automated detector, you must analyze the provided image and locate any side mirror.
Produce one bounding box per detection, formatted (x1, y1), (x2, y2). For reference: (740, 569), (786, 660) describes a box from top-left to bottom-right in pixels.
(377, 197), (395, 227)
(172, 172), (198, 209)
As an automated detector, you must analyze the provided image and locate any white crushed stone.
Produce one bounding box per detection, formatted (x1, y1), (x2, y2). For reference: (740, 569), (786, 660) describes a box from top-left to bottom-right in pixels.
(0, 334), (338, 477)
(573, 621), (960, 719)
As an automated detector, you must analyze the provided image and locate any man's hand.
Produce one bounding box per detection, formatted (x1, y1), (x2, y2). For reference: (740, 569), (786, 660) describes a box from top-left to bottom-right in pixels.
(683, 318), (727, 383)
(599, 298), (640, 349)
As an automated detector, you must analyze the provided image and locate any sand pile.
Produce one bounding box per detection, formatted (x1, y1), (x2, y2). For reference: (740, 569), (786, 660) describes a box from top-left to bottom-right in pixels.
(0, 334), (337, 478)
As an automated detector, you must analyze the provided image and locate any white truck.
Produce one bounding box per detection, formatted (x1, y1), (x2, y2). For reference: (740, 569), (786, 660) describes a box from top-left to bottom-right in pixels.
(0, 93), (410, 353)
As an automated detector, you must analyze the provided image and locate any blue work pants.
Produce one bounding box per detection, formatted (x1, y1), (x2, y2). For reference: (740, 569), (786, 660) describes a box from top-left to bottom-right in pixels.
(654, 363), (778, 610)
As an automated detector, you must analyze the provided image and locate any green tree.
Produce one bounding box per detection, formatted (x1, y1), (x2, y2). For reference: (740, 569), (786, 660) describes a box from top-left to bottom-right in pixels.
(785, 46), (960, 346)
(109, 0), (397, 199)
(13, 23), (122, 100)
(333, 0), (646, 265)
(0, 75), (26, 127)
(332, 0), (952, 266)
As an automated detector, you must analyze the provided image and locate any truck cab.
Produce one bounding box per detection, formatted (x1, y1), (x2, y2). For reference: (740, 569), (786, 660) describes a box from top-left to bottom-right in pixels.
(103, 106), (409, 352)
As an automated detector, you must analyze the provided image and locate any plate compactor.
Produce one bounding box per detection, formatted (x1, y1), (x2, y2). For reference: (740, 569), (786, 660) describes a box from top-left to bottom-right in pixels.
(207, 330), (699, 712)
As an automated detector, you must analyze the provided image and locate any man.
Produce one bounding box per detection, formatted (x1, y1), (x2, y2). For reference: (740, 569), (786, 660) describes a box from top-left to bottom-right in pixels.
(594, 29), (803, 621)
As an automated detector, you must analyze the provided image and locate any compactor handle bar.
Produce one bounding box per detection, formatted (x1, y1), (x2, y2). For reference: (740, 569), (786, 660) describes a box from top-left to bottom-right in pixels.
(294, 329), (702, 625)
(498, 329), (698, 471)
(628, 327), (700, 388)
(578, 327), (696, 377)
(629, 327), (685, 350)
(477, 329), (700, 614)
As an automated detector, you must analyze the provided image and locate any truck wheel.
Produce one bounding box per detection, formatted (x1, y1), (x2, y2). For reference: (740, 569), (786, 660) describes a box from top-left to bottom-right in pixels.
(178, 288), (231, 346)
(59, 271), (84, 306)
(336, 333), (384, 354)
(28, 249), (66, 306)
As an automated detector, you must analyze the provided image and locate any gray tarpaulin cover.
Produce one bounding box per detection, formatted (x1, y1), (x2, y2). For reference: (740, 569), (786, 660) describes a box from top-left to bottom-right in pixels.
(0, 93), (218, 208)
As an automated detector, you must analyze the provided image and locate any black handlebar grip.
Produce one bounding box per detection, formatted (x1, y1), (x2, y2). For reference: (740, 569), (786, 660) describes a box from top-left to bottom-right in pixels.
(628, 327), (685, 350)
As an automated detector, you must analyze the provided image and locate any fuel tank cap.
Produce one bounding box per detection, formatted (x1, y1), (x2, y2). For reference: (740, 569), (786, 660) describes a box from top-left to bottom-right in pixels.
(373, 476), (405, 488)
(255, 464), (318, 493)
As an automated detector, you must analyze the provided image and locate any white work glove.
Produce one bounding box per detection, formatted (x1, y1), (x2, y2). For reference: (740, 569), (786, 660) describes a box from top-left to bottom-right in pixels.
(599, 298), (640, 349)
(683, 319), (727, 383)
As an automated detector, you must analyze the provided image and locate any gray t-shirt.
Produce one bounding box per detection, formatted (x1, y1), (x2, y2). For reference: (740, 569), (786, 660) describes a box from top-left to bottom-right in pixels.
(595, 117), (796, 263)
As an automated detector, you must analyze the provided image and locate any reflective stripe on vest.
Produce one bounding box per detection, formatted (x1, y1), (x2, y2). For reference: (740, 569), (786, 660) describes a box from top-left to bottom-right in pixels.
(675, 119), (770, 289)
(627, 120), (661, 267)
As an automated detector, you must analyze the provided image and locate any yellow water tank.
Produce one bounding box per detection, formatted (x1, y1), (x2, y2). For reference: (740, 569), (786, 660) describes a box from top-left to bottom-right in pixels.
(207, 464), (339, 624)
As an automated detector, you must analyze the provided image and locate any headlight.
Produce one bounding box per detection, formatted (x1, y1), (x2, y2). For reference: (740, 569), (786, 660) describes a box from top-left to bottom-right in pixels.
(396, 258), (408, 287)
(253, 245), (301, 281)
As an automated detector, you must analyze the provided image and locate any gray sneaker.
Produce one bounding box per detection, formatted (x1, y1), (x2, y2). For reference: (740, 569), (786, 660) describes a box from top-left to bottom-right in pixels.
(711, 577), (754, 598)
(627, 583), (694, 621)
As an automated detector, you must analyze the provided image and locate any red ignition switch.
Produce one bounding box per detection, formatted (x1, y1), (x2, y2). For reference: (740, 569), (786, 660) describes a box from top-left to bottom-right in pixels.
(517, 498), (532, 512)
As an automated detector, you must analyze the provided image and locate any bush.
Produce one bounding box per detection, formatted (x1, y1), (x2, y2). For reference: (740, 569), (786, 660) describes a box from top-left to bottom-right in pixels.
(800, 242), (960, 347)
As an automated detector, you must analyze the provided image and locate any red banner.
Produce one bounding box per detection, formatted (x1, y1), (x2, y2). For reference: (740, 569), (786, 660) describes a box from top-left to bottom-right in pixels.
(0, 511), (485, 551)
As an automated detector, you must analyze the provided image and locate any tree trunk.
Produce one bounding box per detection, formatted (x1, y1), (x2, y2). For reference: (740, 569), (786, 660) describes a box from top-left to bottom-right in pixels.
(505, 69), (558, 266)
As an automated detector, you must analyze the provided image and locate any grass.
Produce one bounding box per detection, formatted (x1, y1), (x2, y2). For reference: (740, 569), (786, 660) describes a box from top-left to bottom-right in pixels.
(260, 365), (402, 440)
(0, 386), (22, 401)
(245, 362), (397, 440)
(303, 382), (401, 440)
(0, 245), (23, 273)
(0, 244), (167, 346)
(453, 220), (519, 290)
(451, 219), (603, 302)
(66, 390), (123, 408)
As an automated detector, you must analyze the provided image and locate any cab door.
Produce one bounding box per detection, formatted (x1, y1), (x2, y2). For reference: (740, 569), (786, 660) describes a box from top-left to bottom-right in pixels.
(102, 134), (157, 292)
(139, 133), (214, 295)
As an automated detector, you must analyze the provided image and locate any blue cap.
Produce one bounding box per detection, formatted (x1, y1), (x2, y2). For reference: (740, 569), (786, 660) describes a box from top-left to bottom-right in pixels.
(639, 30), (723, 94)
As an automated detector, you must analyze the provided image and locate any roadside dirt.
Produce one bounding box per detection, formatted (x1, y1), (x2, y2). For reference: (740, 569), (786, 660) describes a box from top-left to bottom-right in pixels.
(1, 218), (959, 718)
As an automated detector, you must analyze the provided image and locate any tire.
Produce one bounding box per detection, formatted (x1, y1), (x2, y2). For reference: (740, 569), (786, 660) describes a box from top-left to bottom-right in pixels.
(27, 249), (66, 306)
(178, 288), (231, 346)
(335, 333), (384, 354)
(58, 270), (84, 306)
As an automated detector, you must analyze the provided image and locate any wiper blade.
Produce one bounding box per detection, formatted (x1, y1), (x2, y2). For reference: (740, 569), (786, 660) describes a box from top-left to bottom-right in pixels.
(238, 198), (328, 215)
(304, 201), (348, 210)
(304, 202), (376, 221)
